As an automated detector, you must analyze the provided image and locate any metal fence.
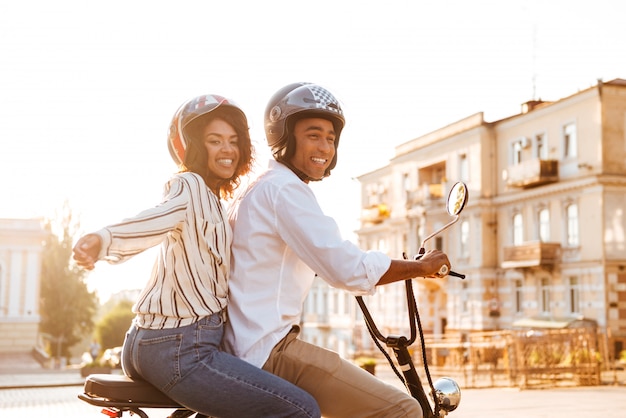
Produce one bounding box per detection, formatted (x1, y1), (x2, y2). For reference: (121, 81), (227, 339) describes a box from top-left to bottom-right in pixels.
(413, 328), (604, 388)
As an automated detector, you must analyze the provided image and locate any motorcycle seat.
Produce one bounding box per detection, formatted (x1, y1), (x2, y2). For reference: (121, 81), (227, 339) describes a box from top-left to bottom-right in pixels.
(82, 373), (181, 407)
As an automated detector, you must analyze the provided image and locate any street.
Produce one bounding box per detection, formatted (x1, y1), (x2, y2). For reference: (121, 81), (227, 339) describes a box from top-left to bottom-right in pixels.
(1, 384), (625, 417)
(1, 386), (96, 416)
(0, 385), (171, 417)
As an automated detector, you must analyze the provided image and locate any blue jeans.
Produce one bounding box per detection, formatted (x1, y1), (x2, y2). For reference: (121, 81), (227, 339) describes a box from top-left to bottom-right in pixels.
(122, 312), (320, 418)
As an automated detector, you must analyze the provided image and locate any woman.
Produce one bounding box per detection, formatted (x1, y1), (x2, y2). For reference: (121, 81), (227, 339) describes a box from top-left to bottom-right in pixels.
(72, 94), (320, 418)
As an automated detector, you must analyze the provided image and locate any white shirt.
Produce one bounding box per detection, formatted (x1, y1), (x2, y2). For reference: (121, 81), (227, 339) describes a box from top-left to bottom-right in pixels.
(224, 160), (391, 367)
(96, 172), (231, 329)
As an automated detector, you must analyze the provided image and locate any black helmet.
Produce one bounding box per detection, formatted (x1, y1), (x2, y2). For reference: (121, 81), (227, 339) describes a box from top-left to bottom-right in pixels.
(168, 94), (247, 165)
(265, 83), (345, 177)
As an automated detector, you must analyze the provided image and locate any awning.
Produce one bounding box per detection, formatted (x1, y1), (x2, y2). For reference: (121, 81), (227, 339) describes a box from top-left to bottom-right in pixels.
(511, 317), (597, 329)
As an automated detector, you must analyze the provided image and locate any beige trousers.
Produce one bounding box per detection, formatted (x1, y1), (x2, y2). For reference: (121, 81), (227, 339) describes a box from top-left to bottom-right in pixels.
(263, 327), (422, 418)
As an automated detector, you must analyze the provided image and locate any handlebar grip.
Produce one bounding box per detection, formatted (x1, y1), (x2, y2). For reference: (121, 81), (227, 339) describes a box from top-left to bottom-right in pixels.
(438, 265), (466, 279)
(448, 270), (466, 279)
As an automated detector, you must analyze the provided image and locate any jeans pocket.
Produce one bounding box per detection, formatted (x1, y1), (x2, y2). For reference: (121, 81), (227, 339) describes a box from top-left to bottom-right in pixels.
(198, 312), (224, 329)
(196, 313), (225, 349)
(137, 333), (183, 392)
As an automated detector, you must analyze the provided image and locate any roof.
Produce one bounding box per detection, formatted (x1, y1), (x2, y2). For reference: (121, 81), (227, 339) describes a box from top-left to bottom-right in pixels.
(605, 78), (626, 86)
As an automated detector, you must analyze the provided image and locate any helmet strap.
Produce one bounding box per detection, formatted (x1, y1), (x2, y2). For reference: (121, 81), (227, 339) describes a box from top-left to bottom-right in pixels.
(274, 155), (316, 182)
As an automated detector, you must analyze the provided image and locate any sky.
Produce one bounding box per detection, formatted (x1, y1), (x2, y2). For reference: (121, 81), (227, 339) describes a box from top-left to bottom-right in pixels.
(2, 0), (625, 302)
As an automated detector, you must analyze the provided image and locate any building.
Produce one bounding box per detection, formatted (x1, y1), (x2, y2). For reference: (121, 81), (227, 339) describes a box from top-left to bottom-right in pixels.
(0, 218), (47, 353)
(301, 275), (360, 358)
(302, 78), (626, 360)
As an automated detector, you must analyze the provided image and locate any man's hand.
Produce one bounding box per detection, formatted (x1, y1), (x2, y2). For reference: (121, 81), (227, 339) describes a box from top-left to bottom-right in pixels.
(72, 234), (102, 270)
(418, 249), (451, 278)
(378, 249), (452, 286)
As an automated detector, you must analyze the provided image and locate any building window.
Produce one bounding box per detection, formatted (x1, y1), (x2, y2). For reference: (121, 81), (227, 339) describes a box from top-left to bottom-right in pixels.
(435, 236), (443, 251)
(377, 237), (387, 253)
(461, 281), (469, 313)
(535, 133), (547, 159)
(563, 123), (577, 158)
(514, 279), (523, 314)
(540, 278), (550, 314)
(460, 219), (470, 258)
(512, 140), (523, 165)
(538, 208), (550, 242)
(568, 276), (580, 314)
(402, 172), (410, 203)
(566, 203), (579, 246)
(0, 264), (3, 316)
(310, 287), (318, 313)
(513, 213), (523, 245)
(366, 183), (387, 206)
(459, 153), (469, 182)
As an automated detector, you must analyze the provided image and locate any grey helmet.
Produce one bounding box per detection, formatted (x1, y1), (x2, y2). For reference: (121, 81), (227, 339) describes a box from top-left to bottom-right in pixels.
(264, 83), (345, 178)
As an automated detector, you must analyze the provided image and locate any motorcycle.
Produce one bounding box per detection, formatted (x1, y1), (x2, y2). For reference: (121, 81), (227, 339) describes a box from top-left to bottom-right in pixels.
(78, 182), (468, 418)
(356, 181), (467, 417)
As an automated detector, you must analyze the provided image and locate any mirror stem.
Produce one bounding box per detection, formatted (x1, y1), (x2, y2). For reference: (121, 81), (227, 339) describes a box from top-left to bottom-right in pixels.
(419, 215), (459, 249)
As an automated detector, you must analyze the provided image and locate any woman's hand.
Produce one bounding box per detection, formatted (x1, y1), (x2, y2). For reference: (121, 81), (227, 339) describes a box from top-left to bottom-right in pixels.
(72, 234), (102, 270)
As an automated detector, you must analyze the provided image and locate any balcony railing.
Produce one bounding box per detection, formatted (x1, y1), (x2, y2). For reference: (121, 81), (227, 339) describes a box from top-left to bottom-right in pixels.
(506, 159), (558, 188)
(361, 203), (391, 224)
(502, 241), (561, 268)
(406, 183), (445, 208)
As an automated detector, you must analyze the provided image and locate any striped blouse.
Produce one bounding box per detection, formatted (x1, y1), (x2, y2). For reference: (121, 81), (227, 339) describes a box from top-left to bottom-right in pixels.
(95, 172), (230, 329)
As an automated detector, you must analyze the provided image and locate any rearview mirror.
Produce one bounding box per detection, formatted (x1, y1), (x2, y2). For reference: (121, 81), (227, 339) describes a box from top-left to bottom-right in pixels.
(420, 181), (469, 250)
(446, 182), (468, 216)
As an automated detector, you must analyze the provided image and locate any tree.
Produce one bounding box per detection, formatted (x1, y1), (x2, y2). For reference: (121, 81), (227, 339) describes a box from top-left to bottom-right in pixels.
(39, 203), (98, 360)
(95, 299), (135, 350)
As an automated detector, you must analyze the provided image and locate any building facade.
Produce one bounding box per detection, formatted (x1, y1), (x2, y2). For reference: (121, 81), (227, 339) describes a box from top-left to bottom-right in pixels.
(302, 79), (626, 360)
(0, 218), (47, 353)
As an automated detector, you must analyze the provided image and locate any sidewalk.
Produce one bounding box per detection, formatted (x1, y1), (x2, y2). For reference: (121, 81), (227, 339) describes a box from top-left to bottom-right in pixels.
(0, 352), (84, 389)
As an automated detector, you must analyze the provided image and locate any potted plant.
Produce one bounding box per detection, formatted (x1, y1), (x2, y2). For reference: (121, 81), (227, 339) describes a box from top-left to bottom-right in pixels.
(355, 357), (377, 375)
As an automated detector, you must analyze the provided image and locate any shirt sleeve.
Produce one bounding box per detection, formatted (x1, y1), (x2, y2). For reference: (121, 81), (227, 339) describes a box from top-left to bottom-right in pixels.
(273, 180), (390, 295)
(95, 176), (189, 264)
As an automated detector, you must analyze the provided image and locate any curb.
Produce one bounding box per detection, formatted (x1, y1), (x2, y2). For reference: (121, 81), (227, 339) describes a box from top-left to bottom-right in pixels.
(0, 381), (84, 390)
(0, 370), (85, 390)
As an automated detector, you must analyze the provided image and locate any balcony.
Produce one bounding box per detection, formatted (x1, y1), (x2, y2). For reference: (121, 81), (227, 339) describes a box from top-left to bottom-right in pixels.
(502, 241), (561, 268)
(506, 159), (558, 188)
(361, 203), (391, 224)
(406, 183), (445, 208)
(302, 313), (330, 327)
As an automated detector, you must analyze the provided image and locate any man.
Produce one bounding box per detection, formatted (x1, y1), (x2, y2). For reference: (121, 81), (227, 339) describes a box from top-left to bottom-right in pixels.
(225, 83), (451, 417)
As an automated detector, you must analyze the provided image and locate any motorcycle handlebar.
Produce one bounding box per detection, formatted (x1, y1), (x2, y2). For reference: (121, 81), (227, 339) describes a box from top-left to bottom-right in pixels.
(448, 270), (466, 279)
(438, 264), (466, 279)
(415, 254), (465, 280)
